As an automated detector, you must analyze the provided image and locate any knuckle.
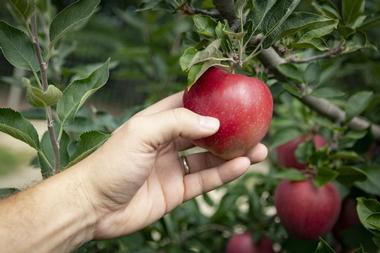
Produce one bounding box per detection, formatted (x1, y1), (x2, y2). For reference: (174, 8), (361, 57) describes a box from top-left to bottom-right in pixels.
(124, 116), (143, 133)
(171, 108), (192, 123)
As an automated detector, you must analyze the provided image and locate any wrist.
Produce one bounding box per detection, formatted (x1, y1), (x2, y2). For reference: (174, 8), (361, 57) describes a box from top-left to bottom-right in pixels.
(69, 165), (99, 244)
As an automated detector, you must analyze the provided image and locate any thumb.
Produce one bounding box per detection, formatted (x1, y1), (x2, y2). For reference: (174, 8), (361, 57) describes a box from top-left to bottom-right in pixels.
(134, 108), (219, 147)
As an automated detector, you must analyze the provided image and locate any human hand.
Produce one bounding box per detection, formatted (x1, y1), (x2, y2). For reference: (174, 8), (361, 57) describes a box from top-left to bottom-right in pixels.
(77, 92), (268, 239)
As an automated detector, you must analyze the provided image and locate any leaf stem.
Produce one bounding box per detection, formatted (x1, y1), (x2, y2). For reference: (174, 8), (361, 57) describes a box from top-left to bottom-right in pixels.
(30, 12), (61, 175)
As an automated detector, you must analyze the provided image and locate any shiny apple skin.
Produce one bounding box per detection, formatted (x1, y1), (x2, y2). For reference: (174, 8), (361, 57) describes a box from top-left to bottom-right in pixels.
(183, 67), (273, 159)
(274, 180), (341, 240)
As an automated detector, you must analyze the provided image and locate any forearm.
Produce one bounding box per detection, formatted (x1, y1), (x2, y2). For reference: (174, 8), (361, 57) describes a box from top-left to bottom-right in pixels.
(0, 166), (96, 253)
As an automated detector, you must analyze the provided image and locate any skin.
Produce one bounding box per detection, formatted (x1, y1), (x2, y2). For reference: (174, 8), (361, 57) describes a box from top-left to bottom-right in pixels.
(0, 92), (268, 253)
(274, 180), (341, 240)
(183, 67), (273, 160)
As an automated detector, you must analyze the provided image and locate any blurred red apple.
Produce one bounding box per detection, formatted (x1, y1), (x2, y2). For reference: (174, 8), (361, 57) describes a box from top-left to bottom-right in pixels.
(333, 198), (361, 239)
(183, 67), (273, 159)
(274, 180), (341, 240)
(256, 236), (274, 253)
(276, 135), (326, 170)
(226, 233), (256, 253)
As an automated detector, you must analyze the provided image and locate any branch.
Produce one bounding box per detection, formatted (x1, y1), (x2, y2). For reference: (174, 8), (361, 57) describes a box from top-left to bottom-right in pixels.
(260, 48), (380, 139)
(179, 3), (220, 18)
(30, 13), (61, 174)
(209, 3), (380, 140)
(213, 0), (239, 30)
(286, 43), (345, 64)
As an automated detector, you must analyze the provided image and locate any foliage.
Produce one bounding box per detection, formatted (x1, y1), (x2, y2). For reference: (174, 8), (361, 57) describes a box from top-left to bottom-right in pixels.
(0, 0), (380, 252)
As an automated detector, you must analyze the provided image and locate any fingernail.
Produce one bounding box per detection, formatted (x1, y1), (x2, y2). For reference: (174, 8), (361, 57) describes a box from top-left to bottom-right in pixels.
(199, 116), (220, 131)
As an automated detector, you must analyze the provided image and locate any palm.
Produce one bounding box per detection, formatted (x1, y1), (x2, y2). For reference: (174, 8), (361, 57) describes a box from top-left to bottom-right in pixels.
(94, 142), (187, 238)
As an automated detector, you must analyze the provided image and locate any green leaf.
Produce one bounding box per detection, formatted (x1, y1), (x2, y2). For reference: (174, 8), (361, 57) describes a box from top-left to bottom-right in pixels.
(7, 0), (35, 20)
(297, 20), (338, 46)
(277, 63), (304, 83)
(283, 83), (302, 97)
(261, 0), (301, 35)
(304, 63), (320, 85)
(0, 188), (18, 198)
(251, 0), (277, 31)
(357, 198), (380, 233)
(202, 193), (215, 206)
(281, 12), (335, 37)
(315, 167), (339, 187)
(344, 32), (375, 54)
(193, 15), (216, 37)
(267, 13), (337, 48)
(311, 87), (345, 98)
(26, 80), (63, 108)
(50, 0), (100, 44)
(353, 246), (366, 253)
(367, 214), (380, 230)
(295, 141), (313, 164)
(274, 169), (306, 181)
(355, 166), (380, 195)
(314, 238), (335, 253)
(68, 131), (110, 167)
(331, 151), (363, 161)
(359, 13), (380, 30)
(0, 21), (39, 71)
(271, 128), (302, 148)
(0, 108), (39, 150)
(180, 47), (197, 71)
(180, 39), (223, 72)
(342, 0), (365, 28)
(38, 130), (70, 177)
(291, 37), (329, 51)
(336, 166), (367, 186)
(57, 59), (110, 128)
(312, 1), (340, 19)
(187, 61), (228, 86)
(345, 91), (373, 121)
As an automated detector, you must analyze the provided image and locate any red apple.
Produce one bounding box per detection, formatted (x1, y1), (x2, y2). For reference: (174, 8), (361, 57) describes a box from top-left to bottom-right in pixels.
(274, 180), (341, 240)
(276, 135), (326, 170)
(226, 233), (256, 253)
(333, 198), (361, 239)
(183, 67), (273, 159)
(256, 236), (274, 253)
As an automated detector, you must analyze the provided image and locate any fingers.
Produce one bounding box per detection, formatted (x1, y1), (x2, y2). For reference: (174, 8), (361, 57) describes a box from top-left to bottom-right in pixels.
(183, 143), (268, 173)
(247, 143), (268, 163)
(135, 108), (220, 148)
(135, 92), (184, 117)
(183, 157), (250, 201)
(174, 137), (194, 151)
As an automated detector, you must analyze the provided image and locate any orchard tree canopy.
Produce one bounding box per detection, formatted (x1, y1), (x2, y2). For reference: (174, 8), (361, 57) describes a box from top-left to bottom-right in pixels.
(0, 0), (380, 252)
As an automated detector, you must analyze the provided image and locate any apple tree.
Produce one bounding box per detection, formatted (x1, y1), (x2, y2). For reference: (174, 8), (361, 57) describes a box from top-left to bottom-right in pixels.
(0, 0), (380, 252)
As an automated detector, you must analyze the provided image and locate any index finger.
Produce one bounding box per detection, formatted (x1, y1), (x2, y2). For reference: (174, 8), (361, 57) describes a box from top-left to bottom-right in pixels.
(134, 91), (184, 117)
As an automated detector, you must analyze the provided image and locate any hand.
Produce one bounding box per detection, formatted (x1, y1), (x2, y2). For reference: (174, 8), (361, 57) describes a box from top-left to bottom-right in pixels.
(77, 92), (268, 239)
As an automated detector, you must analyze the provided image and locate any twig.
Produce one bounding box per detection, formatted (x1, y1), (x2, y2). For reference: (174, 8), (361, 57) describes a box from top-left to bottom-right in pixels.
(286, 43), (345, 64)
(213, 0), (239, 30)
(30, 13), (61, 174)
(179, 2), (220, 18)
